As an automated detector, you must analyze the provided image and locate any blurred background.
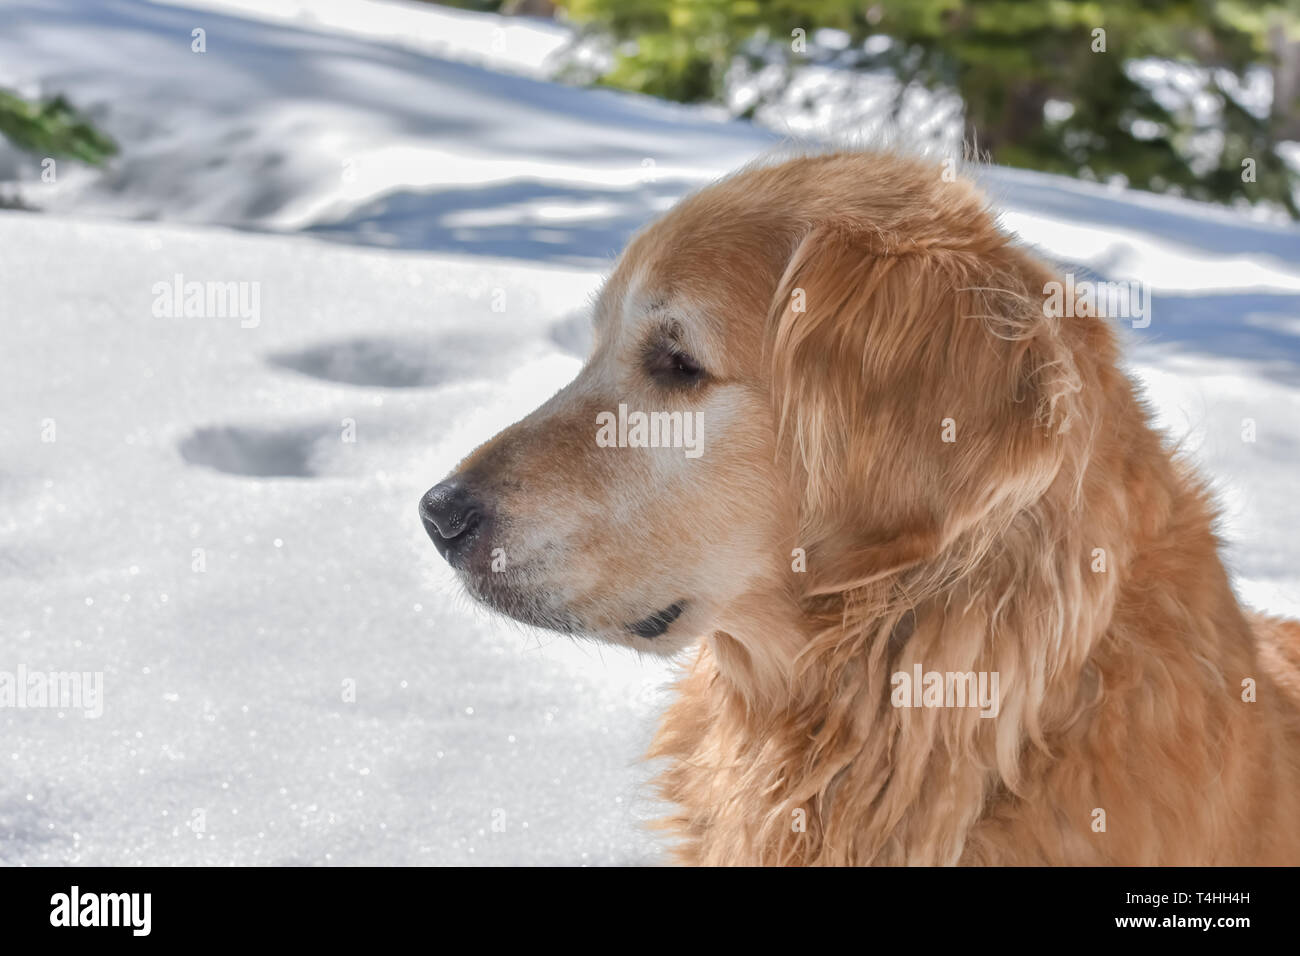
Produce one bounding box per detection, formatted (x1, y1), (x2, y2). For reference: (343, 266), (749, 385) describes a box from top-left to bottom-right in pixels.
(1, 0), (1297, 866)
(13, 0), (1300, 215)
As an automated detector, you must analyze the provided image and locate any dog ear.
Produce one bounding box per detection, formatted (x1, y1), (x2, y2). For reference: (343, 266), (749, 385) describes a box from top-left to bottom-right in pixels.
(767, 225), (1080, 595)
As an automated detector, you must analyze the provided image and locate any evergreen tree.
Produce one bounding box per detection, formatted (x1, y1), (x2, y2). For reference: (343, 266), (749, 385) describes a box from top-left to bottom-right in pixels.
(0, 89), (118, 166)
(559, 0), (1300, 215)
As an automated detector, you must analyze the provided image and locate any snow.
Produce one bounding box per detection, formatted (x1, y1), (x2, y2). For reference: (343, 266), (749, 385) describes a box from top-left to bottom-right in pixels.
(0, 211), (674, 864)
(0, 0), (768, 262)
(1, 0), (1298, 865)
(149, 0), (575, 76)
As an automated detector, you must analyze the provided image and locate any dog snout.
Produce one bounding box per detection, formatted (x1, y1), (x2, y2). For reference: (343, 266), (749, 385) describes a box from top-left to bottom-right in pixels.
(419, 479), (486, 562)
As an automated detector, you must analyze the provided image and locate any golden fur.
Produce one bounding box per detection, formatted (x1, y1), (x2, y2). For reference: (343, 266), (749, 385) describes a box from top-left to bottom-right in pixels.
(435, 150), (1300, 865)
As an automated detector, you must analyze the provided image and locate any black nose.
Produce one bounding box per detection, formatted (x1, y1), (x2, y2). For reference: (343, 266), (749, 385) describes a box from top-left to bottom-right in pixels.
(419, 479), (484, 562)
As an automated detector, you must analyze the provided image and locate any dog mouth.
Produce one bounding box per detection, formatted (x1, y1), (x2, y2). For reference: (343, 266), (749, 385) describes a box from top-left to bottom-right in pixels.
(469, 569), (688, 643)
(626, 601), (686, 639)
(461, 568), (583, 633)
(446, 537), (689, 643)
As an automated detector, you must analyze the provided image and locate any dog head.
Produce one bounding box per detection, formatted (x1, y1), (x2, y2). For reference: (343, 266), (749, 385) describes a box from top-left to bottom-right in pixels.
(420, 151), (1080, 659)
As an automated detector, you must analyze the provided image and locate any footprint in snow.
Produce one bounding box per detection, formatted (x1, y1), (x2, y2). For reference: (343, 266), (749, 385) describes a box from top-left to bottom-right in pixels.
(178, 424), (335, 478)
(268, 333), (530, 388)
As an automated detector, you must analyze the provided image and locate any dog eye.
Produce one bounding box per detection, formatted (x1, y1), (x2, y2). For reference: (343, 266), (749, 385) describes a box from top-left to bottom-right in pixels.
(645, 345), (704, 385)
(671, 351), (702, 377)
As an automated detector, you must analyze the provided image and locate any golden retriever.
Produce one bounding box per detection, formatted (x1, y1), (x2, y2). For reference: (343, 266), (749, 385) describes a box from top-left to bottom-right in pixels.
(420, 150), (1300, 865)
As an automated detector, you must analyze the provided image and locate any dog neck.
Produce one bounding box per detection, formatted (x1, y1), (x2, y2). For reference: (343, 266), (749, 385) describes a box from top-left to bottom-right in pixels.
(651, 377), (1228, 865)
